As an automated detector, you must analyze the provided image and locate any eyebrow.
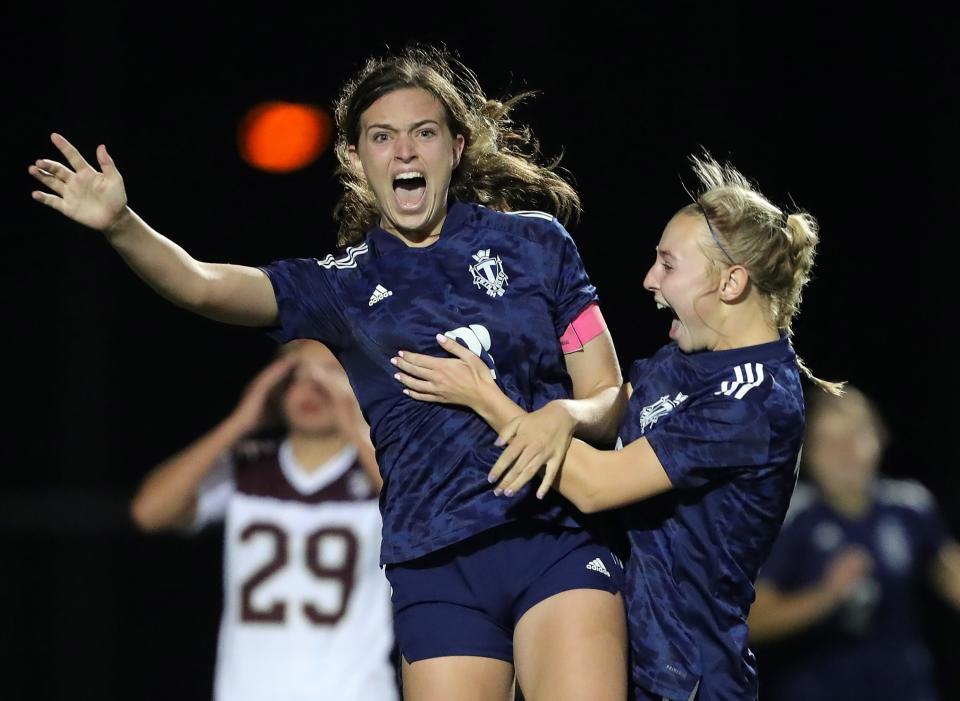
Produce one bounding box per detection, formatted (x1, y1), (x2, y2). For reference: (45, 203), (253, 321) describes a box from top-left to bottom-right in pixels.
(656, 247), (676, 260)
(365, 119), (441, 134)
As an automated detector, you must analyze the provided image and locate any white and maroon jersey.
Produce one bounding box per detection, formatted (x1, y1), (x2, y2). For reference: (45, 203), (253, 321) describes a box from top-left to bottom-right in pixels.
(195, 439), (396, 701)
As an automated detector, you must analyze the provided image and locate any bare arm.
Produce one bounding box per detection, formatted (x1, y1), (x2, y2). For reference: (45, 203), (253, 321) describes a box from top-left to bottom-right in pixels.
(393, 331), (626, 497)
(544, 435), (673, 512)
(555, 329), (625, 444)
(105, 209), (278, 325)
(130, 415), (248, 532)
(30, 133), (277, 326)
(748, 548), (873, 644)
(929, 540), (960, 610)
(130, 355), (296, 531)
(482, 331), (625, 496)
(394, 337), (666, 506)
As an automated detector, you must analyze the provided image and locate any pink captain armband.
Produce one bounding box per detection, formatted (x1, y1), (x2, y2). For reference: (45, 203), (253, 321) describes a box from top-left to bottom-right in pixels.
(559, 302), (607, 354)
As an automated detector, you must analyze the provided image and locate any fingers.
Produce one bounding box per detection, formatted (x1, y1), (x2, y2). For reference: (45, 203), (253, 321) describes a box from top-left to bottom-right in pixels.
(50, 133), (91, 173)
(393, 371), (438, 397)
(494, 445), (545, 497)
(33, 158), (72, 182)
(435, 333), (472, 359)
(252, 354), (297, 391)
(270, 353), (299, 374)
(437, 334), (488, 370)
(401, 388), (444, 403)
(488, 435), (524, 484)
(487, 416), (557, 498)
(28, 165), (66, 196)
(30, 189), (65, 213)
(392, 332), (488, 381)
(535, 459), (561, 499)
(309, 367), (354, 402)
(298, 358), (333, 383)
(96, 144), (118, 176)
(494, 419), (520, 448)
(390, 352), (440, 381)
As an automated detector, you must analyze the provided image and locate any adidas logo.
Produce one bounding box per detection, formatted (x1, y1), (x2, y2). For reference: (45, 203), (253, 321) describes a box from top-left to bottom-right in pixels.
(368, 284), (393, 307)
(586, 558), (610, 577)
(714, 363), (765, 399)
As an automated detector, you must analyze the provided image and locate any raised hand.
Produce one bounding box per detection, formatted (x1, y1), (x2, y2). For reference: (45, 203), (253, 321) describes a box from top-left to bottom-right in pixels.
(229, 355), (299, 435)
(301, 360), (365, 436)
(29, 133), (129, 232)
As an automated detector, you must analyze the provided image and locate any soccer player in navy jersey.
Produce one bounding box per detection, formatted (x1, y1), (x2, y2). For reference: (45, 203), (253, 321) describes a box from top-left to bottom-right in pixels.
(393, 154), (840, 700)
(747, 386), (960, 701)
(29, 47), (628, 700)
(130, 341), (397, 701)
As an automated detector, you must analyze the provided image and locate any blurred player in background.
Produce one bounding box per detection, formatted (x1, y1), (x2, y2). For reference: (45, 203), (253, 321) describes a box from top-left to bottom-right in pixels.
(131, 340), (397, 701)
(749, 386), (960, 701)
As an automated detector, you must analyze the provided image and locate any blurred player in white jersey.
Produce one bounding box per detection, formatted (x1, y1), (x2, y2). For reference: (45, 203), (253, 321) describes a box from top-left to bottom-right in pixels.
(131, 341), (397, 701)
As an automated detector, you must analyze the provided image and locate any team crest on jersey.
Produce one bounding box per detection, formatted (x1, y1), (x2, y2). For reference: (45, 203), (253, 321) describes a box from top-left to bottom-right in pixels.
(638, 392), (688, 432)
(469, 249), (509, 298)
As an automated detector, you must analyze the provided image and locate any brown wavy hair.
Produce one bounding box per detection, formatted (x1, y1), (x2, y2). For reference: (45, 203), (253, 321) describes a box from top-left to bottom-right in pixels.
(332, 45), (580, 247)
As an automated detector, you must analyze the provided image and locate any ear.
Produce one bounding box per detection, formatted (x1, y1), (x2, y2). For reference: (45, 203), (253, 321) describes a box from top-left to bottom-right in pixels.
(347, 144), (366, 180)
(452, 134), (465, 170)
(719, 265), (751, 302)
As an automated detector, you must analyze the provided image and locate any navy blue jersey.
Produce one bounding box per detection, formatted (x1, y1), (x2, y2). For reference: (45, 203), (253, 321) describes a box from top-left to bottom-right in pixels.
(757, 479), (949, 701)
(618, 336), (805, 701)
(260, 202), (597, 564)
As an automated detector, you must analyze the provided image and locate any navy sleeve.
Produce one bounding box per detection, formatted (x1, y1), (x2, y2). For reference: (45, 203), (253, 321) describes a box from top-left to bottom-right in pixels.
(549, 220), (598, 336)
(646, 393), (772, 489)
(259, 257), (352, 348)
(628, 359), (650, 389)
(758, 517), (807, 588)
(905, 482), (951, 567)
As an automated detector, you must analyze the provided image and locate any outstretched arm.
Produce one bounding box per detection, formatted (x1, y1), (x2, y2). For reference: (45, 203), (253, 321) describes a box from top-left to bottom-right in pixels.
(30, 133), (278, 326)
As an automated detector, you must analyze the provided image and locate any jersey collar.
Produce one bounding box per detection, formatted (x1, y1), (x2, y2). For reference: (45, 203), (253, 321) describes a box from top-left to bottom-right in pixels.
(278, 439), (358, 495)
(679, 332), (797, 371)
(367, 201), (473, 255)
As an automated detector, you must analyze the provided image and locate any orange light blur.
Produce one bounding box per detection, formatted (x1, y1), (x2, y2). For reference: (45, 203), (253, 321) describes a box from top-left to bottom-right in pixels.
(238, 102), (332, 173)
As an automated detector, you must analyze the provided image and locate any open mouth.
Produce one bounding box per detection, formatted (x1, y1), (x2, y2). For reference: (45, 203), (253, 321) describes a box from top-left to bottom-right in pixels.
(656, 301), (679, 320)
(656, 300), (682, 338)
(393, 171), (427, 210)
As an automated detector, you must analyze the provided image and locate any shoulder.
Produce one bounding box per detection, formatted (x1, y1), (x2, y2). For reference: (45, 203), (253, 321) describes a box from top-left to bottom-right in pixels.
(232, 438), (280, 462)
(472, 204), (571, 246)
(876, 478), (938, 515)
(261, 245), (370, 287)
(708, 356), (804, 426)
(710, 360), (775, 402)
(314, 242), (372, 272)
(232, 439), (282, 480)
(628, 344), (676, 386)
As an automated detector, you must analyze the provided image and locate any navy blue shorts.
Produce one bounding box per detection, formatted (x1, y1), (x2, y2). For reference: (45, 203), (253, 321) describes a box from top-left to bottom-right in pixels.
(385, 521), (624, 663)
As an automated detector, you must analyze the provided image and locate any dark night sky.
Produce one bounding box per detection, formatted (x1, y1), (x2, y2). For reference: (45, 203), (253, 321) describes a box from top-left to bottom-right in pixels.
(2, 5), (958, 700)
